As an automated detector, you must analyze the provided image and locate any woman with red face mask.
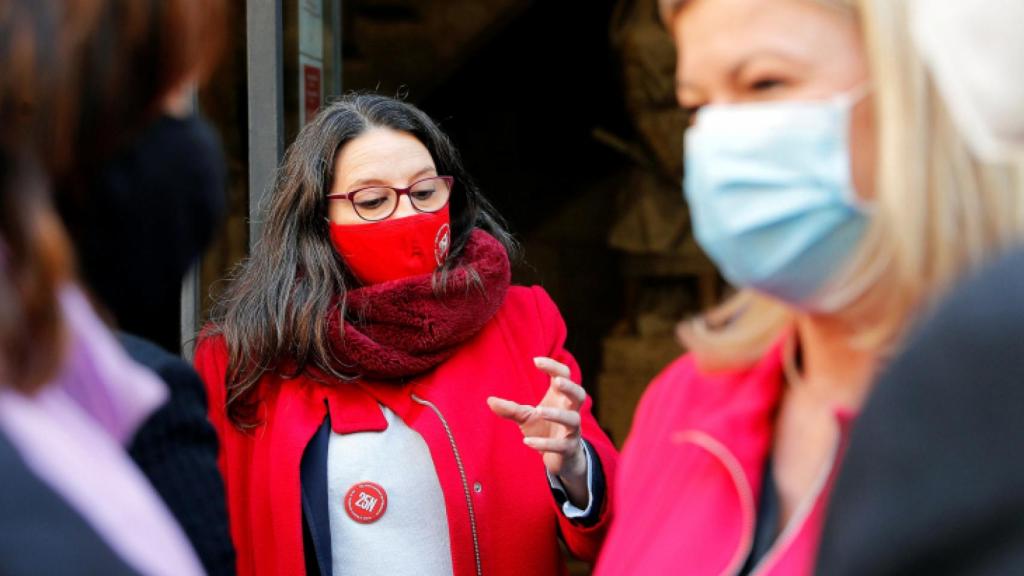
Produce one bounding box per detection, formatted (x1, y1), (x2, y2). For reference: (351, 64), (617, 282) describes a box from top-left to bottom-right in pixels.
(193, 94), (617, 576)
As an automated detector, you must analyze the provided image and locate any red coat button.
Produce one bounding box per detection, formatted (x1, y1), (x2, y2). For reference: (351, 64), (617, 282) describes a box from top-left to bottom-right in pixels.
(344, 482), (388, 524)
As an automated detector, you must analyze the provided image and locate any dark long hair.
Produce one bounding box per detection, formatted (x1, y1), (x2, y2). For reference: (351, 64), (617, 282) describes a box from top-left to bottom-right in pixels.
(210, 94), (517, 427)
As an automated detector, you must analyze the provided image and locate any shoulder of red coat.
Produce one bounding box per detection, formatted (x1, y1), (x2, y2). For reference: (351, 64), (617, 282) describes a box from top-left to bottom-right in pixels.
(194, 326), (228, 362)
(502, 284), (560, 313)
(192, 327), (230, 401)
(499, 285), (564, 330)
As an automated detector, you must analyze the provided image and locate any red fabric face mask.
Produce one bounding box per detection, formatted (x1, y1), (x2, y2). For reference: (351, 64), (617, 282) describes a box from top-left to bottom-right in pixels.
(329, 206), (452, 285)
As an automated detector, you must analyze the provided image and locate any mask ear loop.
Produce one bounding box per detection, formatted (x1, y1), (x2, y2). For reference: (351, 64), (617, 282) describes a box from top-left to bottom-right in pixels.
(808, 81), (882, 314)
(838, 83), (876, 211)
(837, 83), (872, 108)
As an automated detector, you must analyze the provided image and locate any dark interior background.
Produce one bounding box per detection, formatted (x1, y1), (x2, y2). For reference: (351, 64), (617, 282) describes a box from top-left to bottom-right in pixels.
(417, 0), (630, 398)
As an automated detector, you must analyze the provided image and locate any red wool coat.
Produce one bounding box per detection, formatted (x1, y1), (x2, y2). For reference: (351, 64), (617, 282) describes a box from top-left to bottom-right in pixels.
(195, 286), (617, 576)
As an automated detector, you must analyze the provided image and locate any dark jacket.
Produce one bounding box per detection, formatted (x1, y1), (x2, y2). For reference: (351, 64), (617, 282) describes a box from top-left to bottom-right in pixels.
(60, 115), (225, 353)
(817, 249), (1024, 575)
(124, 333), (236, 576)
(0, 427), (139, 576)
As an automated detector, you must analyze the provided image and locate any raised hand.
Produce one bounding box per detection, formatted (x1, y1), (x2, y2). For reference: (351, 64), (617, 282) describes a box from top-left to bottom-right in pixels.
(487, 357), (589, 508)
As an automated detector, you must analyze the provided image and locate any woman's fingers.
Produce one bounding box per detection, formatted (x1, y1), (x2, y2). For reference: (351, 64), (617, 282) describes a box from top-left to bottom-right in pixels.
(534, 356), (571, 380)
(553, 377), (587, 409)
(486, 396), (534, 424)
(536, 406), (581, 430)
(489, 398), (582, 430)
(523, 436), (579, 454)
(534, 357), (587, 411)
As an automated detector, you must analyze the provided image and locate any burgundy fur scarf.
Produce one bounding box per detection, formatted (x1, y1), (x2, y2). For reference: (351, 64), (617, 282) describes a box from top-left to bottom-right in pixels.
(326, 229), (511, 380)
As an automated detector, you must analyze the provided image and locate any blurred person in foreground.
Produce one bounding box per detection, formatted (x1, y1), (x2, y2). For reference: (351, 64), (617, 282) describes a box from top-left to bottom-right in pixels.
(44, 0), (237, 573)
(30, 0), (238, 571)
(594, 0), (1024, 574)
(0, 1), (204, 574)
(817, 1), (1024, 573)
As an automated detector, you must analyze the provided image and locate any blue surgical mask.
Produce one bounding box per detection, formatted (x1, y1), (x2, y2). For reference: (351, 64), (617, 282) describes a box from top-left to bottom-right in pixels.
(683, 88), (872, 311)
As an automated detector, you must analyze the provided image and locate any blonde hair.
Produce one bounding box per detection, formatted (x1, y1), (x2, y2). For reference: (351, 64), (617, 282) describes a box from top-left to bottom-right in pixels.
(669, 0), (1024, 370)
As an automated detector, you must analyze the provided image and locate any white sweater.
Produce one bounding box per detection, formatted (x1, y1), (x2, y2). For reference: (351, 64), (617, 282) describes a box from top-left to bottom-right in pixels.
(327, 405), (454, 576)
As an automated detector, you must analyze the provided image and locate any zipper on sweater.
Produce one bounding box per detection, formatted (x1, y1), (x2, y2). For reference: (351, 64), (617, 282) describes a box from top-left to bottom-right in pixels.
(746, 433), (841, 576)
(411, 394), (483, 576)
(674, 430), (757, 576)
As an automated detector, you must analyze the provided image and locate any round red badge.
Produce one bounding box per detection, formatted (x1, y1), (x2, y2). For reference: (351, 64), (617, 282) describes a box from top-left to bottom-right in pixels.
(344, 482), (388, 524)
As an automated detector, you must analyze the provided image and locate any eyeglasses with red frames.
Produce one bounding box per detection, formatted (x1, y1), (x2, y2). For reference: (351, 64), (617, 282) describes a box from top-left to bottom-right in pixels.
(326, 175), (453, 222)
